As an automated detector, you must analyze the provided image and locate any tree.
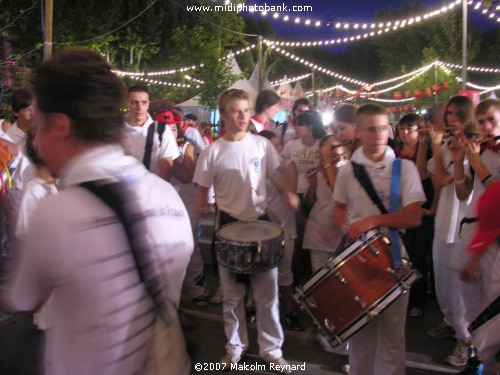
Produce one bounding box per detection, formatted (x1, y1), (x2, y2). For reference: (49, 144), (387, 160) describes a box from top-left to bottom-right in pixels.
(170, 0), (247, 109)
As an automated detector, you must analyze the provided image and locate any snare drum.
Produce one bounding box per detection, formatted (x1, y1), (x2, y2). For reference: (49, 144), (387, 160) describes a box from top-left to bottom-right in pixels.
(295, 229), (420, 347)
(216, 221), (284, 274)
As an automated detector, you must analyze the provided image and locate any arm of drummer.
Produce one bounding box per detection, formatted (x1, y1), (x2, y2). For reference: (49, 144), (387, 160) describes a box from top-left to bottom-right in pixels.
(343, 202), (423, 242)
(273, 162), (300, 211)
(195, 184), (213, 216)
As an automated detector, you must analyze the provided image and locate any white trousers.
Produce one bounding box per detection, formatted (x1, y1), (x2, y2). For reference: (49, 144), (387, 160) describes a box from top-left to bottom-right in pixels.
(218, 265), (284, 358)
(182, 212), (208, 299)
(309, 249), (333, 273)
(433, 236), (470, 341)
(278, 238), (295, 287)
(348, 292), (409, 375)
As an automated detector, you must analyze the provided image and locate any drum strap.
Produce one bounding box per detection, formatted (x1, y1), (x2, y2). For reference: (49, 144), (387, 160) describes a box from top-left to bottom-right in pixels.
(389, 159), (403, 270)
(351, 159), (403, 269)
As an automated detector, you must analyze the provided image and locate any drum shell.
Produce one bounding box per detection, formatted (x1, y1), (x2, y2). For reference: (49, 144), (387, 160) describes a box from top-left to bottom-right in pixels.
(295, 230), (420, 347)
(215, 221), (284, 274)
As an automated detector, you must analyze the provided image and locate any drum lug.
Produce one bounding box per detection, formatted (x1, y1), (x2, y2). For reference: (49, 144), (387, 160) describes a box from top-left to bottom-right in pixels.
(354, 295), (367, 310)
(305, 297), (317, 309)
(334, 271), (347, 285)
(324, 318), (335, 334)
(386, 268), (411, 290)
(368, 245), (379, 257)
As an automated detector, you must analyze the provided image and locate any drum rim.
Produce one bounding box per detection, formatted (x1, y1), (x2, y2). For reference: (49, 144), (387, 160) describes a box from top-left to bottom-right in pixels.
(306, 270), (420, 347)
(216, 220), (283, 244)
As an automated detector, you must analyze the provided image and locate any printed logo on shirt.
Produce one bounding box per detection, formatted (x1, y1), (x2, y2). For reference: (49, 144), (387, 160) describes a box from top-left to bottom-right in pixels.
(291, 149), (321, 167)
(249, 157), (260, 173)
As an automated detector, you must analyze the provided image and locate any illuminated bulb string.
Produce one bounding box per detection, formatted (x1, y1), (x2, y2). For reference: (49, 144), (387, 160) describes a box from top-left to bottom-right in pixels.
(270, 73), (311, 86)
(116, 44), (256, 77)
(256, 0), (462, 30)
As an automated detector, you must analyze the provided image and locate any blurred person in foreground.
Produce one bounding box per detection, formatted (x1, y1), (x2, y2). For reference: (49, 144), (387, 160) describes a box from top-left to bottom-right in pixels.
(1, 47), (193, 374)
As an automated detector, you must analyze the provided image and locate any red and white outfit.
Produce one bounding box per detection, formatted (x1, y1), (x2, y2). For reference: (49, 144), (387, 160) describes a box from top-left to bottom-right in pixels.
(250, 114), (268, 133)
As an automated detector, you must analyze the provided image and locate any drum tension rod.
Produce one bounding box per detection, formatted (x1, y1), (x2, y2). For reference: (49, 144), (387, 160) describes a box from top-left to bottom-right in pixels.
(368, 245), (380, 257)
(386, 268), (411, 290)
(334, 271), (347, 285)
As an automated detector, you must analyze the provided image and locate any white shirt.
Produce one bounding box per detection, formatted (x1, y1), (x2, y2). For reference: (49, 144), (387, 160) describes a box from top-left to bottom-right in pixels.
(427, 143), (471, 243)
(123, 113), (180, 176)
(460, 148), (500, 243)
(194, 133), (280, 221)
(303, 172), (343, 252)
(2, 123), (35, 216)
(15, 177), (58, 240)
(281, 138), (321, 194)
(5, 145), (193, 375)
(334, 147), (426, 252)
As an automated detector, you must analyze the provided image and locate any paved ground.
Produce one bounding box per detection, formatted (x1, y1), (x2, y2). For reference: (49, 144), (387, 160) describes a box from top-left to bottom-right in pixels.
(0, 214), (466, 374)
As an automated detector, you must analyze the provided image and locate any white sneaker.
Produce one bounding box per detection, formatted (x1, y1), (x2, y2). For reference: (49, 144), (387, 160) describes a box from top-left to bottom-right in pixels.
(445, 340), (468, 367)
(219, 353), (242, 371)
(261, 354), (292, 374)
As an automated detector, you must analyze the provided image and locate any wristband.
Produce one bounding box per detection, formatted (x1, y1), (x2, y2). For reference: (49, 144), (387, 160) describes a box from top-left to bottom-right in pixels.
(481, 174), (492, 185)
(454, 177), (465, 185)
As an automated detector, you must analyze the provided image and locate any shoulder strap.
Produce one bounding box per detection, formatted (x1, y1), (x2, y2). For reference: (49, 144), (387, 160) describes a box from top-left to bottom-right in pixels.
(389, 158), (403, 270)
(143, 122), (155, 170)
(157, 121), (166, 146)
(351, 161), (388, 215)
(79, 181), (166, 315)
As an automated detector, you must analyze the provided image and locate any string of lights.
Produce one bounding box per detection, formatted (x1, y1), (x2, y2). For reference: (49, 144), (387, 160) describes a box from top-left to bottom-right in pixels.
(116, 44), (256, 76)
(442, 62), (500, 74)
(114, 74), (194, 88)
(270, 73), (311, 86)
(256, 0), (462, 30)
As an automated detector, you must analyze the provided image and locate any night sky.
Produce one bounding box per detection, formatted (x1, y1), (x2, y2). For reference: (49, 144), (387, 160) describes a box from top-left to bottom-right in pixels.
(243, 0), (496, 52)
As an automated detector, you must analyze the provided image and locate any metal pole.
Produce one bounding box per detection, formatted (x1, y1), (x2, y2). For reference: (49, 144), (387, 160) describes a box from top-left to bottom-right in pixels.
(258, 36), (263, 91)
(462, 0), (467, 90)
(434, 63), (439, 106)
(43, 0), (53, 61)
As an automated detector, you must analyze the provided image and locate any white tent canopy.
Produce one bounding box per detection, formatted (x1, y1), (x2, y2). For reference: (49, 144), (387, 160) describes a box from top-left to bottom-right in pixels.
(177, 55), (257, 123)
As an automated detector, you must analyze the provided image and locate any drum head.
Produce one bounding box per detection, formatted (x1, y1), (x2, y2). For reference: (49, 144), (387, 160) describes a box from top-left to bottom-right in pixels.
(217, 221), (282, 243)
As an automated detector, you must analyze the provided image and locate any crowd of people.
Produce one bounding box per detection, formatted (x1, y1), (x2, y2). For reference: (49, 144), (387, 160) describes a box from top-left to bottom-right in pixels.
(0, 47), (498, 375)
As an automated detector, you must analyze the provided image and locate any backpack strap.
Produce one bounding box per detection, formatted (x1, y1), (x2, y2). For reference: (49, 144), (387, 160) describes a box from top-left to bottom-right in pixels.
(143, 123), (155, 170)
(351, 161), (388, 214)
(389, 158), (403, 270)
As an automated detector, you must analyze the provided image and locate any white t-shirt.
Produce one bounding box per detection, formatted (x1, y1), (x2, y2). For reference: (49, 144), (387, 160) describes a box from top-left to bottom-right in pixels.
(123, 113), (180, 176)
(281, 138), (321, 194)
(427, 142), (471, 243)
(2, 123), (35, 216)
(460, 148), (500, 243)
(5, 145), (193, 375)
(303, 172), (343, 252)
(334, 146), (426, 254)
(15, 177), (58, 240)
(193, 133), (280, 221)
